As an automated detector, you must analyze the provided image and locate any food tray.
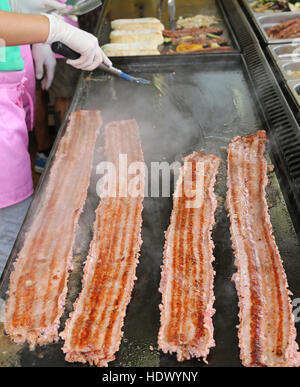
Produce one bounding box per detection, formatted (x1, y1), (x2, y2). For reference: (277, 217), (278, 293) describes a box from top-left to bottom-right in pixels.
(96, 0), (239, 57)
(266, 48), (300, 81)
(241, 0), (297, 15)
(287, 79), (300, 106)
(276, 59), (300, 80)
(268, 43), (300, 61)
(265, 44), (300, 122)
(253, 12), (300, 44)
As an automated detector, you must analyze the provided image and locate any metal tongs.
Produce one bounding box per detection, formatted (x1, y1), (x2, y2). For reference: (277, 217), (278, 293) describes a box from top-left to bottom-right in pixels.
(48, 0), (102, 17)
(51, 42), (151, 85)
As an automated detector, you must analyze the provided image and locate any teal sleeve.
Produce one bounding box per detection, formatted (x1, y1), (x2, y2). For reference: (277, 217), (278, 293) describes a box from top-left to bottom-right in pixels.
(0, 0), (25, 72)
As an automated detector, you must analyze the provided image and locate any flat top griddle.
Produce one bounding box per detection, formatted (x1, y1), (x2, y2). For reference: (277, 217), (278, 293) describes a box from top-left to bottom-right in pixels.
(1, 51), (300, 367)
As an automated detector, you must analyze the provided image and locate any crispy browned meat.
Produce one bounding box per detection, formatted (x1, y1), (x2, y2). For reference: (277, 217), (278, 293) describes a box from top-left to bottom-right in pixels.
(5, 111), (102, 350)
(158, 152), (220, 362)
(267, 18), (300, 39)
(170, 37), (230, 46)
(163, 27), (223, 37)
(227, 131), (300, 367)
(61, 119), (144, 367)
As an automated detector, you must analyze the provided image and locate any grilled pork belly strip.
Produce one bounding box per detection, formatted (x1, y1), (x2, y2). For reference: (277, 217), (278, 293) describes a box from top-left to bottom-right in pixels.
(227, 131), (300, 367)
(61, 119), (144, 367)
(5, 111), (102, 350)
(163, 27), (223, 37)
(170, 37), (230, 46)
(158, 152), (221, 362)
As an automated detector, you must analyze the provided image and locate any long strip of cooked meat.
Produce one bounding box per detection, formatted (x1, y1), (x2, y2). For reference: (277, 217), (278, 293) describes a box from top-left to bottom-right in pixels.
(61, 119), (144, 367)
(163, 27), (223, 37)
(158, 152), (221, 362)
(170, 37), (230, 46)
(5, 111), (102, 350)
(227, 131), (300, 367)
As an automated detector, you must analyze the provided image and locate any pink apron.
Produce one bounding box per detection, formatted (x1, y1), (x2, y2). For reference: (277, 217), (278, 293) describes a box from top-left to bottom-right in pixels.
(20, 45), (35, 131)
(0, 45), (35, 209)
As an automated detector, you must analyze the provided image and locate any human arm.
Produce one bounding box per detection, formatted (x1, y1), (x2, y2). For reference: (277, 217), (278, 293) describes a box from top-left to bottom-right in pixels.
(0, 11), (112, 70)
(0, 11), (49, 46)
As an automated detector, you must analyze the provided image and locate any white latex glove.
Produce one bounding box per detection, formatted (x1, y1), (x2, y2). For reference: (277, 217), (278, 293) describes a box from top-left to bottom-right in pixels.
(44, 13), (112, 71)
(32, 44), (57, 90)
(9, 0), (67, 14)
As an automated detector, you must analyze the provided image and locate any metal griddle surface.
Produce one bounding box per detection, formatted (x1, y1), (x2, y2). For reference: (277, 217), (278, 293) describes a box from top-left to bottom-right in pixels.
(0, 55), (300, 367)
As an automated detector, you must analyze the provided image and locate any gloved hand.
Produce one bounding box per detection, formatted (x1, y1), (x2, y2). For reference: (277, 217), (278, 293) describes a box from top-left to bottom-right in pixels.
(32, 43), (57, 90)
(44, 13), (112, 71)
(9, 0), (67, 14)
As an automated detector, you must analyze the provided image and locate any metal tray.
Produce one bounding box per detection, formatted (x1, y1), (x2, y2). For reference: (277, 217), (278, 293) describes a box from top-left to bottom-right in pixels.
(268, 43), (300, 61)
(1, 52), (300, 368)
(96, 0), (239, 57)
(276, 59), (300, 81)
(287, 79), (300, 106)
(265, 44), (300, 122)
(241, 0), (297, 15)
(265, 49), (300, 81)
(254, 12), (300, 44)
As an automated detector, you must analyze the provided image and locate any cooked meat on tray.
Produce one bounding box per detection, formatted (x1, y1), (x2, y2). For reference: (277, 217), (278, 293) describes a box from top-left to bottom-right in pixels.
(227, 131), (300, 367)
(158, 152), (221, 362)
(267, 18), (300, 39)
(163, 27), (223, 38)
(163, 27), (232, 53)
(106, 16), (230, 56)
(5, 111), (102, 350)
(61, 119), (144, 367)
(170, 37), (230, 46)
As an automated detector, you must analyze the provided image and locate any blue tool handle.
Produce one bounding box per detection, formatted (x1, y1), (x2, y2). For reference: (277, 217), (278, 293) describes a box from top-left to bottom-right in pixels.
(120, 72), (134, 81)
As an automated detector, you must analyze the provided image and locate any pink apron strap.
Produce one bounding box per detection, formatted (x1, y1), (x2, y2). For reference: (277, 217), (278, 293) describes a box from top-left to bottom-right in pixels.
(17, 76), (34, 131)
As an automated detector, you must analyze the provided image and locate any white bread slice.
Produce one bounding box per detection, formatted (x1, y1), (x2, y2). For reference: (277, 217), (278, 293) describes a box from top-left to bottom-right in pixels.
(111, 17), (164, 31)
(102, 43), (160, 56)
(110, 29), (164, 45)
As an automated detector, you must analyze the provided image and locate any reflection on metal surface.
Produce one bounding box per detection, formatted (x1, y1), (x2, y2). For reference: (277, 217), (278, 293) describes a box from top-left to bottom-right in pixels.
(157, 0), (163, 20)
(168, 0), (176, 30)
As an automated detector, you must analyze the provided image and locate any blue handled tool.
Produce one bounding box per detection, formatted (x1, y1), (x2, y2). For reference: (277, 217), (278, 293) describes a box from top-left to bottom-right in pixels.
(51, 42), (151, 85)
